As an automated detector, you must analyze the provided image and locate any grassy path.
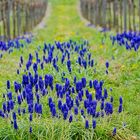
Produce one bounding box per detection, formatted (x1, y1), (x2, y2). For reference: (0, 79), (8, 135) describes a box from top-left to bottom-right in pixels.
(0, 0), (140, 139)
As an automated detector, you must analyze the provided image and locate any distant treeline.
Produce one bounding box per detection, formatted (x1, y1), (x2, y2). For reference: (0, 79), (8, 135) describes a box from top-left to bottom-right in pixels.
(0, 0), (48, 40)
(80, 0), (140, 32)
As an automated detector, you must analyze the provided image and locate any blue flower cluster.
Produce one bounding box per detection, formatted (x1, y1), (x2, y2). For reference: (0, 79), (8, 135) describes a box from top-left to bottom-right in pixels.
(0, 40), (123, 136)
(110, 31), (140, 51)
(0, 34), (33, 59)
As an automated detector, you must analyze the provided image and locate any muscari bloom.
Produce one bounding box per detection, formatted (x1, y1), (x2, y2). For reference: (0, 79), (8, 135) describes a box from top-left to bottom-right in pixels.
(12, 112), (16, 120)
(118, 104), (123, 113)
(87, 94), (92, 102)
(76, 81), (83, 92)
(17, 69), (20, 74)
(104, 88), (108, 99)
(9, 100), (14, 110)
(0, 110), (4, 118)
(40, 62), (44, 70)
(17, 95), (22, 105)
(82, 60), (87, 69)
(67, 60), (71, 73)
(7, 92), (12, 100)
(92, 120), (96, 129)
(74, 76), (76, 84)
(71, 87), (75, 93)
(119, 96), (123, 104)
(2, 102), (7, 113)
(58, 100), (62, 110)
(14, 82), (21, 93)
(28, 104), (34, 114)
(74, 107), (78, 115)
(105, 61), (109, 69)
(22, 74), (29, 86)
(110, 96), (113, 102)
(78, 92), (83, 101)
(33, 63), (38, 73)
(7, 80), (10, 89)
(78, 56), (81, 66)
(95, 89), (102, 101)
(81, 109), (84, 116)
(29, 127), (32, 133)
(63, 111), (68, 120)
(81, 77), (86, 88)
(100, 101), (104, 110)
(90, 59), (94, 67)
(35, 103), (43, 114)
(13, 120), (18, 130)
(20, 56), (23, 64)
(105, 102), (113, 115)
(69, 114), (73, 123)
(18, 108), (21, 115)
(89, 80), (92, 88)
(85, 120), (89, 129)
(22, 108), (26, 114)
(29, 113), (33, 121)
(112, 127), (116, 136)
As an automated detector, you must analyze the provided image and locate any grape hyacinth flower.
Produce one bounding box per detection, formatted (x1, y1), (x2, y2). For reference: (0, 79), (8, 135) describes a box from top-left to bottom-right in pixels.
(29, 114), (33, 122)
(18, 108), (21, 115)
(29, 127), (32, 133)
(67, 60), (71, 73)
(81, 77), (86, 88)
(119, 96), (123, 104)
(100, 101), (104, 110)
(2, 102), (7, 113)
(90, 59), (94, 67)
(69, 115), (73, 123)
(105, 61), (109, 69)
(74, 107), (78, 115)
(104, 88), (108, 99)
(0, 40), (127, 134)
(105, 102), (113, 115)
(28, 104), (34, 114)
(105, 61), (109, 74)
(92, 120), (96, 129)
(89, 80), (92, 88)
(20, 56), (23, 64)
(13, 120), (18, 130)
(7, 80), (10, 89)
(110, 96), (113, 102)
(12, 112), (16, 120)
(7, 92), (12, 100)
(112, 127), (116, 136)
(81, 109), (84, 116)
(118, 104), (123, 113)
(76, 81), (83, 92)
(33, 63), (38, 73)
(85, 120), (89, 129)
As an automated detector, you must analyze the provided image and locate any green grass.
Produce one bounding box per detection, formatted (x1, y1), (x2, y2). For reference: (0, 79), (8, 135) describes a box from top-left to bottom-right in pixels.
(0, 0), (140, 139)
